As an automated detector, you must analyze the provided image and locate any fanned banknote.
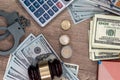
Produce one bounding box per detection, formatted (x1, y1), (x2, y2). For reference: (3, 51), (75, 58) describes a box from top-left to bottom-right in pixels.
(68, 0), (120, 24)
(68, 0), (108, 24)
(4, 34), (79, 80)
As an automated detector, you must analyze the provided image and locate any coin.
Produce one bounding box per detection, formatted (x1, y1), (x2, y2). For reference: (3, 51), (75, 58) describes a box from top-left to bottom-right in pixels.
(61, 20), (71, 30)
(61, 45), (72, 59)
(59, 35), (70, 45)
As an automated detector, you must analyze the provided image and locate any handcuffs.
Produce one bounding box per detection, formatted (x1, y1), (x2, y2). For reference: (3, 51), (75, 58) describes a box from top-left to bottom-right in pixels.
(0, 10), (30, 56)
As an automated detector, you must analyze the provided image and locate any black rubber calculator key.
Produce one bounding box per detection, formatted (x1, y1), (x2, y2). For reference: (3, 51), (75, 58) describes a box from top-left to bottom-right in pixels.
(53, 0), (58, 3)
(52, 6), (59, 12)
(43, 4), (49, 10)
(30, 0), (34, 3)
(33, 1), (40, 8)
(47, 0), (54, 7)
(34, 8), (45, 18)
(29, 5), (35, 12)
(43, 13), (50, 20)
(24, 0), (30, 6)
(37, 0), (44, 5)
(39, 17), (46, 24)
(48, 9), (54, 16)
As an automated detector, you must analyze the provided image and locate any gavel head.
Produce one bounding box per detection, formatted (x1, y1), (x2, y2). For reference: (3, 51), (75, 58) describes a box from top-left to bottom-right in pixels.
(28, 58), (63, 80)
(38, 59), (62, 80)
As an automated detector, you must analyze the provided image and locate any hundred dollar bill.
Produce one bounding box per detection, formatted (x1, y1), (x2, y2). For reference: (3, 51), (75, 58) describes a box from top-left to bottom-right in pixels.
(68, 0), (107, 24)
(5, 34), (35, 67)
(72, 5), (104, 12)
(4, 61), (29, 80)
(21, 34), (79, 80)
(92, 14), (120, 49)
(62, 63), (79, 80)
(90, 21), (120, 52)
(68, 4), (89, 24)
(4, 34), (35, 79)
(89, 21), (120, 61)
(90, 51), (120, 61)
(21, 34), (61, 66)
(64, 63), (79, 76)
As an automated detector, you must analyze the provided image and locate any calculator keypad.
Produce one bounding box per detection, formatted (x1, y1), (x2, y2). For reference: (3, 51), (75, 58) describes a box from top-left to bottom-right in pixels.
(20, 0), (73, 27)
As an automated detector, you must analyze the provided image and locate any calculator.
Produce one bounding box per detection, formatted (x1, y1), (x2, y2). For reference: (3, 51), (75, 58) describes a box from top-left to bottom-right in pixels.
(19, 0), (73, 27)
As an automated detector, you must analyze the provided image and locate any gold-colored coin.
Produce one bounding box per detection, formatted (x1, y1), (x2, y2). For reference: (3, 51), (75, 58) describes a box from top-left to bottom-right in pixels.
(61, 20), (71, 30)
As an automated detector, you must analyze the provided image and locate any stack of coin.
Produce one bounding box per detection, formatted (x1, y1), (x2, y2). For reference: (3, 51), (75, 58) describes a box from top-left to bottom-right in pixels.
(59, 20), (73, 59)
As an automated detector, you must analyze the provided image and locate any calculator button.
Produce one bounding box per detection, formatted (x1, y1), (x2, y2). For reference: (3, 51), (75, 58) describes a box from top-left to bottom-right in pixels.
(34, 8), (45, 17)
(48, 9), (54, 16)
(52, 6), (59, 12)
(53, 0), (58, 3)
(47, 0), (53, 7)
(43, 13), (50, 20)
(24, 0), (30, 6)
(29, 5), (35, 12)
(43, 4), (49, 10)
(37, 0), (44, 5)
(39, 17), (46, 24)
(29, 0), (34, 3)
(56, 2), (63, 9)
(33, 1), (40, 8)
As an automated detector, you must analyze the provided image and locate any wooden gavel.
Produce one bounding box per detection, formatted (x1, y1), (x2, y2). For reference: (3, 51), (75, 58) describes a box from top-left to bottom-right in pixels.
(28, 59), (63, 80)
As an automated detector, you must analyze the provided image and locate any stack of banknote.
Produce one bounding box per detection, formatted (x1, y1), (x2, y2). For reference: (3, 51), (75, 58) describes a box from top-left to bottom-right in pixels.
(68, 0), (120, 24)
(3, 34), (79, 80)
(89, 14), (120, 61)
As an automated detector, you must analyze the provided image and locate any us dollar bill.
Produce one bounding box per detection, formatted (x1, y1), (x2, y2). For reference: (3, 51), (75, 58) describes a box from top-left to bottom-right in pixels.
(68, 4), (89, 24)
(21, 34), (61, 65)
(90, 21), (120, 52)
(4, 34), (79, 80)
(92, 14), (120, 49)
(62, 63), (79, 80)
(64, 63), (79, 76)
(89, 20), (120, 61)
(4, 34), (35, 80)
(68, 0), (107, 24)
(89, 51), (120, 61)
(21, 34), (79, 80)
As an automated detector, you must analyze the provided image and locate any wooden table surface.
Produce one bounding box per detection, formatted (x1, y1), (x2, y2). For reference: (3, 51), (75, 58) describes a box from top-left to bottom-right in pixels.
(0, 0), (97, 80)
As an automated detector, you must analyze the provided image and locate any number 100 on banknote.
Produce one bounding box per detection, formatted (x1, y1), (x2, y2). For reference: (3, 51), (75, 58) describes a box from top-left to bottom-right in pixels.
(92, 14), (120, 49)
